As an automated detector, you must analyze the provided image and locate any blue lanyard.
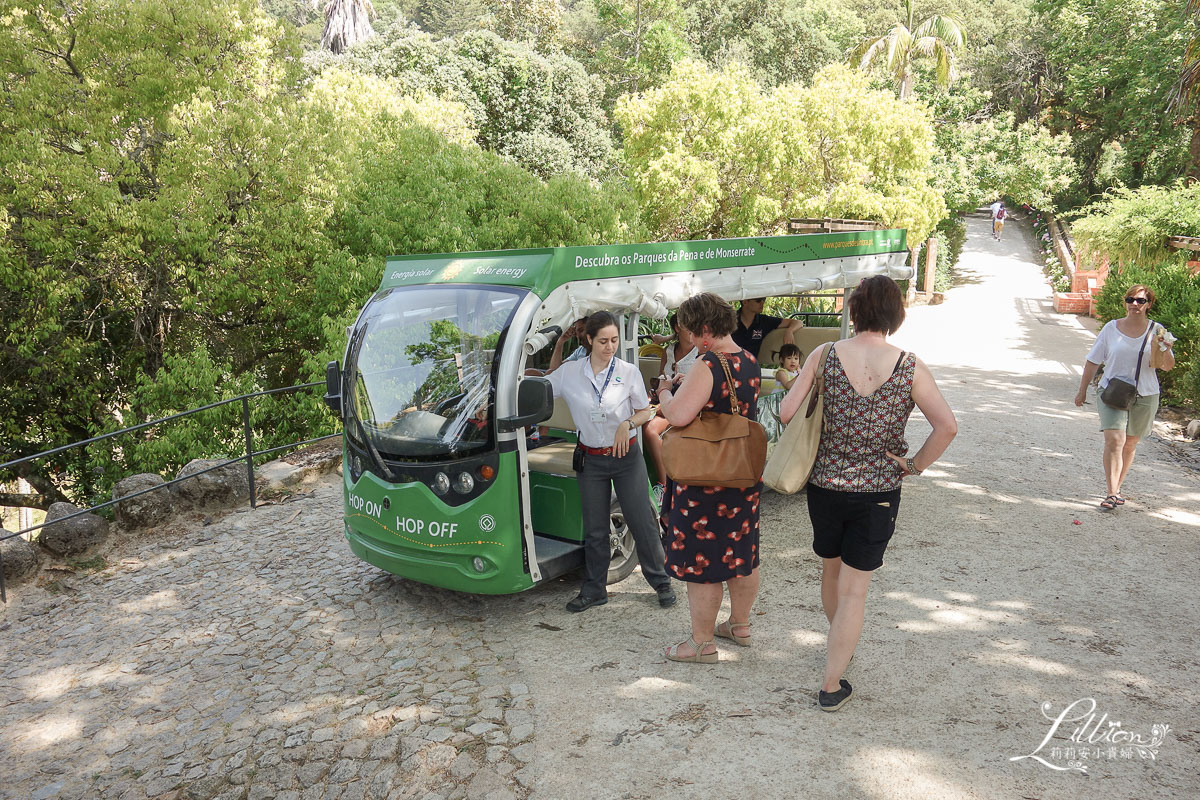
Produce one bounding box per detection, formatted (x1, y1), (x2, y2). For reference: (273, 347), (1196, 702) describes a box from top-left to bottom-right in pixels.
(592, 360), (616, 408)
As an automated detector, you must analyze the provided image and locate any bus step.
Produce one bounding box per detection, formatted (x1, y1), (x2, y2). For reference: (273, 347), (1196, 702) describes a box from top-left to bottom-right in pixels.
(533, 535), (583, 582)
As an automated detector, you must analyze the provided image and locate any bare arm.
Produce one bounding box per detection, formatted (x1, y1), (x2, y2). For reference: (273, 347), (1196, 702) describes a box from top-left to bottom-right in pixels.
(548, 335), (570, 372)
(1074, 360), (1101, 406)
(885, 357), (957, 476)
(779, 344), (827, 424)
(612, 406), (656, 457)
(775, 368), (797, 391)
(657, 363), (714, 427)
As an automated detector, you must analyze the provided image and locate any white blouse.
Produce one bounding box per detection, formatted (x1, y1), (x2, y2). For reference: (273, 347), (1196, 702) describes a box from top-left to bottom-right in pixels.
(663, 344), (698, 379)
(1086, 320), (1168, 396)
(546, 356), (650, 448)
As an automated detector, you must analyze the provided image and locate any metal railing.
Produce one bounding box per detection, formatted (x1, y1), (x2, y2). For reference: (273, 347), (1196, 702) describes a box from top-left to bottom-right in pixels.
(0, 381), (341, 602)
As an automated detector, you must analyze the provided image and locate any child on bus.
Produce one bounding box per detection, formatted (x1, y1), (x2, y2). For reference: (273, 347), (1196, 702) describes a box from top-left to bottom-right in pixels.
(757, 343), (802, 447)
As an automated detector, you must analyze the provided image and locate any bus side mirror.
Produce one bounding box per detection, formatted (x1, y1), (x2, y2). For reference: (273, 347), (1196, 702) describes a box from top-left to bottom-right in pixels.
(323, 360), (342, 416)
(499, 377), (553, 431)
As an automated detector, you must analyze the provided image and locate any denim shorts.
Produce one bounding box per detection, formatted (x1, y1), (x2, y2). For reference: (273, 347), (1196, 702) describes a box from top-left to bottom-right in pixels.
(1096, 389), (1159, 438)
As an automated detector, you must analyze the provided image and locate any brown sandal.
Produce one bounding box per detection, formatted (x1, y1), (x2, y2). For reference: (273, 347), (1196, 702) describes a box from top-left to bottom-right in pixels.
(665, 636), (718, 664)
(714, 619), (752, 646)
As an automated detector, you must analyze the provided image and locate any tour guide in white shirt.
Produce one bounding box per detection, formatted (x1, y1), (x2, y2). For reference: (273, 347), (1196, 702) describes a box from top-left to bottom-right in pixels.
(545, 311), (676, 613)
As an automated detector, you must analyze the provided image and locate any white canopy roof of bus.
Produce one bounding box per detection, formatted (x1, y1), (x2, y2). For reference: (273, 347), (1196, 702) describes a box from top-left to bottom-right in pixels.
(524, 250), (911, 355)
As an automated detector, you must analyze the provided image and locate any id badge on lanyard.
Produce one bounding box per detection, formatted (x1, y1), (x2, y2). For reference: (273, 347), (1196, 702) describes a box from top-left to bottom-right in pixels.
(590, 361), (615, 424)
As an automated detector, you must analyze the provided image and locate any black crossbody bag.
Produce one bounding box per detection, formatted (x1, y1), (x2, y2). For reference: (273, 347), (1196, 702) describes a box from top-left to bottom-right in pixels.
(1099, 322), (1153, 411)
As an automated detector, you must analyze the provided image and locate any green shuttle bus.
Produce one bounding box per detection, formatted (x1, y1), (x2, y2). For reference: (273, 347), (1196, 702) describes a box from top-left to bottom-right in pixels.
(323, 230), (911, 594)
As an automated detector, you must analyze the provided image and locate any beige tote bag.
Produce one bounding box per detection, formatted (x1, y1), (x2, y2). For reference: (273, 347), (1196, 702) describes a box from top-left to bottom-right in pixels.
(763, 344), (832, 494)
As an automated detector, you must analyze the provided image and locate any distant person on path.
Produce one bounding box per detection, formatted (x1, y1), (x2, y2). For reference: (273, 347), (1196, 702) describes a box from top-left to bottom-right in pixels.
(1073, 284), (1176, 510)
(656, 293), (762, 663)
(780, 276), (957, 712)
(992, 204), (1007, 241)
(732, 297), (803, 360)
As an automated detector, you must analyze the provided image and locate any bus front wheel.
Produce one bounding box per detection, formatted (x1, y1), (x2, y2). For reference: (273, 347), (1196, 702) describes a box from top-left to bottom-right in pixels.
(606, 497), (637, 584)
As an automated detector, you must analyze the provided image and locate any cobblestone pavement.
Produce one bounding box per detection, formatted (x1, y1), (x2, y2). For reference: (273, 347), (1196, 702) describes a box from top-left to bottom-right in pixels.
(0, 485), (535, 800)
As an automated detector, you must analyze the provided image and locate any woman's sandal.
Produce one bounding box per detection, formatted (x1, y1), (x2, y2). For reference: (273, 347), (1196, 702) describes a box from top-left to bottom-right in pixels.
(1113, 495), (1126, 505)
(714, 619), (752, 647)
(665, 636), (718, 664)
(1100, 495), (1120, 510)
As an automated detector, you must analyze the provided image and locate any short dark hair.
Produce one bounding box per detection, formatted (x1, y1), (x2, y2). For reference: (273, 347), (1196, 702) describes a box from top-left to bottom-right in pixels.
(582, 311), (619, 353)
(774, 343), (801, 362)
(1125, 284), (1155, 307)
(849, 276), (905, 335)
(678, 292), (736, 338)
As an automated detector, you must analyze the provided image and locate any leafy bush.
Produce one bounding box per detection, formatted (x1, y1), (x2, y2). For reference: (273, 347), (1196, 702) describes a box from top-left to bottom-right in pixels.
(1072, 181), (1200, 266)
(1094, 263), (1200, 408)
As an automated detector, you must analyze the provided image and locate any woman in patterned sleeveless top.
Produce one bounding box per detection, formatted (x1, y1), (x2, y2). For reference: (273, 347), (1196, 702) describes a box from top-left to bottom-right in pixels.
(781, 276), (957, 711)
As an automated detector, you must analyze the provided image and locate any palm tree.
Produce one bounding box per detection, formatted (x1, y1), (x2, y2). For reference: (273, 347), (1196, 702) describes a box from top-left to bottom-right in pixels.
(1172, 0), (1200, 178)
(321, 0), (375, 55)
(848, 0), (965, 100)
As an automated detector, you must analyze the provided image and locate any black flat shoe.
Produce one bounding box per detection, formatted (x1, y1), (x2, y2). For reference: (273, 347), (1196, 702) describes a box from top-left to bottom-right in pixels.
(818, 679), (853, 712)
(656, 584), (677, 608)
(566, 594), (608, 613)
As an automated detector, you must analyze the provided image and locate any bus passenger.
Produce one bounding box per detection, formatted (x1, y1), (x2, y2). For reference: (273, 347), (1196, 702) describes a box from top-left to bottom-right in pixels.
(545, 312), (677, 613)
(732, 298), (803, 360)
(645, 313), (698, 504)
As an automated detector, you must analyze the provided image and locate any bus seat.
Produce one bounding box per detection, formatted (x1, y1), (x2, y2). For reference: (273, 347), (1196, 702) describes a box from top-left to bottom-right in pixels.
(529, 395), (577, 475)
(542, 396), (576, 431)
(638, 356), (661, 393)
(794, 327), (841, 363)
(527, 441), (576, 475)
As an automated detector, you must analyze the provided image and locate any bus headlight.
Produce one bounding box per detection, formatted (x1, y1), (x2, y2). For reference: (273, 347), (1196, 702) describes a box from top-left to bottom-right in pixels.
(453, 472), (475, 494)
(473, 557), (487, 573)
(431, 472), (450, 495)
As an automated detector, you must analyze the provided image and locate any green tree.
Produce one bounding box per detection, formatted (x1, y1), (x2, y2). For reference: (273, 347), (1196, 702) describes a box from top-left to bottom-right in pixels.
(849, 0), (966, 99)
(587, 0), (691, 97)
(681, 0), (841, 87)
(330, 28), (617, 179)
(416, 0), (488, 36)
(616, 60), (945, 241)
(0, 0), (331, 505)
(1034, 0), (1198, 196)
(492, 0), (564, 46)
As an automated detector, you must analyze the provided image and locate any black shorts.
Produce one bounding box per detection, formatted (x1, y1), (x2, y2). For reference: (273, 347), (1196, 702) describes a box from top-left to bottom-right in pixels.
(806, 483), (902, 571)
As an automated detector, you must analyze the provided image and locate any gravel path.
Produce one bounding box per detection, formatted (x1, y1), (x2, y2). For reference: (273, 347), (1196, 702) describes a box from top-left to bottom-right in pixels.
(2, 214), (1197, 799)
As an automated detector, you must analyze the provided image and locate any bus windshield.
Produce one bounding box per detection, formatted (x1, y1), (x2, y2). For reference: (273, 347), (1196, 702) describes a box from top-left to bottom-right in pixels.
(345, 285), (525, 460)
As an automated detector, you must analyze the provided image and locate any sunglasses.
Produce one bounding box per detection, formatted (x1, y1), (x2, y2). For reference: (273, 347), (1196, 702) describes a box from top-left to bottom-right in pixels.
(1124, 297), (1149, 305)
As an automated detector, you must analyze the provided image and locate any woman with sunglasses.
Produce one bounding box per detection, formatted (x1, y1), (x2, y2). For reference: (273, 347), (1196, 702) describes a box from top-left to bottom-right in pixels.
(1074, 285), (1175, 510)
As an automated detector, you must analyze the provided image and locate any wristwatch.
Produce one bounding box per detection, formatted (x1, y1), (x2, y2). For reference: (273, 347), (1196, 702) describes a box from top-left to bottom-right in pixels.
(906, 457), (922, 476)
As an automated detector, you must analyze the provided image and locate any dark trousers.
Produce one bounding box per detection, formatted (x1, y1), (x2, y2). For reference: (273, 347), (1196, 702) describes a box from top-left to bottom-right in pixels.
(577, 443), (669, 599)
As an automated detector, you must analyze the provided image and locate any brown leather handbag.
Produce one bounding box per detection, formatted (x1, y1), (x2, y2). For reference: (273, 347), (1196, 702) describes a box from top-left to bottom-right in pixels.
(661, 352), (767, 489)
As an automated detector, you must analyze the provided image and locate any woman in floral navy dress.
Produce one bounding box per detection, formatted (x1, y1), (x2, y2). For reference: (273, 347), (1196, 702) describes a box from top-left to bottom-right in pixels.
(655, 293), (762, 663)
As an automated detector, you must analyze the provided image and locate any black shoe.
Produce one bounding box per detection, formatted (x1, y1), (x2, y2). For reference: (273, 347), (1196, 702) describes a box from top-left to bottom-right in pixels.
(656, 584), (677, 608)
(818, 679), (853, 712)
(566, 594), (608, 613)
